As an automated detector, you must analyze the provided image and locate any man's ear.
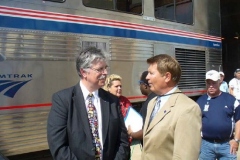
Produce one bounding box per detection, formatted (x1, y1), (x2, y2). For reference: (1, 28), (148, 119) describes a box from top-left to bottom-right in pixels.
(164, 72), (171, 82)
(80, 68), (87, 78)
(144, 84), (148, 89)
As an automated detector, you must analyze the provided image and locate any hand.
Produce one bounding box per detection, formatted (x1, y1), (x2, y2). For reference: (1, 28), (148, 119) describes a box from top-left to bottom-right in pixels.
(229, 139), (239, 155)
(127, 125), (133, 137)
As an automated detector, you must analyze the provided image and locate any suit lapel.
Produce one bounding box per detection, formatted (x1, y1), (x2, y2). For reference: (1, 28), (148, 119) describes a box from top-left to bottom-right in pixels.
(99, 89), (109, 145)
(145, 89), (182, 134)
(146, 100), (173, 134)
(143, 97), (157, 135)
(72, 84), (92, 140)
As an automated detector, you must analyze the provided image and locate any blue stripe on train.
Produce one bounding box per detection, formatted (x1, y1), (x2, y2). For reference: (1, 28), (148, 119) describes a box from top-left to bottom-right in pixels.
(0, 15), (221, 49)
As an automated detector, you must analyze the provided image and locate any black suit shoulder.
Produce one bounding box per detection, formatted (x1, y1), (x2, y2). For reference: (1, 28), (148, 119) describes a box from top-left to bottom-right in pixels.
(99, 88), (120, 103)
(52, 85), (75, 99)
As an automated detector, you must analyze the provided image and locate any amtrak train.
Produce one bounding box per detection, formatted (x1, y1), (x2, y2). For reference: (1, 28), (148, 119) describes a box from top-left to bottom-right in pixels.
(0, 0), (221, 157)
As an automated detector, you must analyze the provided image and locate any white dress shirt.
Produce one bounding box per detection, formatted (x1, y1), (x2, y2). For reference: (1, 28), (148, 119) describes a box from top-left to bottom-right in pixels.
(80, 81), (103, 149)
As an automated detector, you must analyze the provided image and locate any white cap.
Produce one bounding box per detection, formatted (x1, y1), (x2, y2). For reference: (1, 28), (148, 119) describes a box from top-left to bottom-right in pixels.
(206, 70), (220, 81)
(219, 71), (224, 76)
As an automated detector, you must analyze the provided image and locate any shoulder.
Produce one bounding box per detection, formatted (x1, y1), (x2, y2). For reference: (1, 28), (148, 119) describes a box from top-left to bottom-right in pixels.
(221, 92), (236, 101)
(223, 81), (228, 85)
(174, 93), (201, 114)
(196, 94), (207, 102)
(177, 93), (198, 105)
(229, 78), (236, 84)
(119, 95), (131, 104)
(119, 95), (128, 101)
(52, 85), (76, 99)
(98, 88), (119, 102)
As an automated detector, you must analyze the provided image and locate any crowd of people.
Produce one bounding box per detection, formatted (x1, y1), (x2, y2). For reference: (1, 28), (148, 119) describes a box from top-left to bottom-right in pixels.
(47, 46), (240, 160)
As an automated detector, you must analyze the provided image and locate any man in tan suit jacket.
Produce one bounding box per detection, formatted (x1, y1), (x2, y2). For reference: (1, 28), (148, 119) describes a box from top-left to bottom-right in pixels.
(141, 54), (202, 160)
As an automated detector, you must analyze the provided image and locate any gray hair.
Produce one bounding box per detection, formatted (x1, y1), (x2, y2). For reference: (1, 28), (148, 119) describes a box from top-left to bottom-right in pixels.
(76, 47), (106, 78)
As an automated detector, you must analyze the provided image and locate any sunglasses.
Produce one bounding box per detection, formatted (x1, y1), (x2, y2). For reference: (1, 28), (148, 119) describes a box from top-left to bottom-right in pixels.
(138, 80), (147, 85)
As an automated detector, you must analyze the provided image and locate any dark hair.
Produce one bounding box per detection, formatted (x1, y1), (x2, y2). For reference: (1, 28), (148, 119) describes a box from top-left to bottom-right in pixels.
(140, 71), (149, 86)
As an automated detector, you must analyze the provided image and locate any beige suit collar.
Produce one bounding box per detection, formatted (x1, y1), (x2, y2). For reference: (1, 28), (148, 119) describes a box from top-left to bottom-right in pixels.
(144, 88), (182, 134)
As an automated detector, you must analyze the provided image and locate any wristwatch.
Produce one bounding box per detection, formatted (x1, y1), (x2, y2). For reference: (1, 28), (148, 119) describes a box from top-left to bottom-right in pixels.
(234, 138), (240, 143)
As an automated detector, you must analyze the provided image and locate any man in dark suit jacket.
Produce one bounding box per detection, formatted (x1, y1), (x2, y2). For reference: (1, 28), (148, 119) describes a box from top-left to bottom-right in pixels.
(47, 47), (130, 160)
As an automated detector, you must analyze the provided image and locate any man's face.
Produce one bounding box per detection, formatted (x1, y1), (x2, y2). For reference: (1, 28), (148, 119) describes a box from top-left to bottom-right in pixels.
(82, 61), (108, 90)
(206, 79), (220, 96)
(146, 63), (166, 95)
(236, 72), (240, 79)
(139, 81), (148, 96)
(220, 74), (224, 83)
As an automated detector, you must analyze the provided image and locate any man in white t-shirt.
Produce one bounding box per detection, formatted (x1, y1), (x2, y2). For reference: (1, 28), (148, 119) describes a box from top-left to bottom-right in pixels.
(229, 68), (240, 100)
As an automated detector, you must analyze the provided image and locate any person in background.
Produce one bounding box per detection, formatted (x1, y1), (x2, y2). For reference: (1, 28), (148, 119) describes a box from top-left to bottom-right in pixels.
(141, 54), (202, 160)
(219, 71), (229, 92)
(197, 70), (240, 160)
(229, 68), (240, 101)
(127, 71), (156, 141)
(103, 74), (132, 118)
(47, 47), (130, 160)
(127, 71), (157, 160)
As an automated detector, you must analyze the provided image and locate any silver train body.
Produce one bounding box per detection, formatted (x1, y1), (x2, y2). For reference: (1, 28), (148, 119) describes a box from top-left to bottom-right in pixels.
(0, 0), (221, 156)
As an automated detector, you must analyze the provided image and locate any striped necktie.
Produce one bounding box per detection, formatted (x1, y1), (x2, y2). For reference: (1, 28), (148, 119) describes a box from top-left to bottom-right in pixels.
(149, 96), (161, 123)
(87, 93), (102, 159)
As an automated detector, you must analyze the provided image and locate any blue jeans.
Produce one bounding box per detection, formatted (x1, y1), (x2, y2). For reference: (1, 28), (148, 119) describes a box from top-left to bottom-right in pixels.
(199, 139), (237, 160)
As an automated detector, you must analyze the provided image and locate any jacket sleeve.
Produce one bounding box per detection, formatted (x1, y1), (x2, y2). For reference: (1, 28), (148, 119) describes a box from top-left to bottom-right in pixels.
(47, 93), (78, 160)
(173, 104), (202, 160)
(114, 100), (131, 160)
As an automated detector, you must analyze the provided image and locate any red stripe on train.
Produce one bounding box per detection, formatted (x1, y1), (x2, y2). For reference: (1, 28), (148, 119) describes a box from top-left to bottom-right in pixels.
(0, 90), (206, 110)
(0, 103), (52, 110)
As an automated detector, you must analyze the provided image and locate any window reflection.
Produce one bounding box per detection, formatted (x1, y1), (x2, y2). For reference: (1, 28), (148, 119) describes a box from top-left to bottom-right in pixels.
(83, 0), (142, 15)
(154, 0), (193, 24)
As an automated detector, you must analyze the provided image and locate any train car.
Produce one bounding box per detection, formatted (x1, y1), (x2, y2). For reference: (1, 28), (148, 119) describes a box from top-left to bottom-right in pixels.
(0, 0), (221, 157)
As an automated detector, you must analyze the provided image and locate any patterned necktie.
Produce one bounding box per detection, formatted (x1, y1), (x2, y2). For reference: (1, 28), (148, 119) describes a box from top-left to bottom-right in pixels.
(149, 96), (161, 123)
(87, 93), (102, 159)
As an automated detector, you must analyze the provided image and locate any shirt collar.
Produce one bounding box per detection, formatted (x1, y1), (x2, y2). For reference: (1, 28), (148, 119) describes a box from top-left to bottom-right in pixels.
(165, 86), (178, 96)
(160, 86), (178, 99)
(79, 81), (99, 101)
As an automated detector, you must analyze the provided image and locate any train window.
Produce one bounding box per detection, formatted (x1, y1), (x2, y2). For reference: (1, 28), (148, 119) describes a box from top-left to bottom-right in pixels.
(0, 54), (6, 62)
(154, 0), (193, 24)
(83, 0), (142, 15)
(43, 0), (66, 2)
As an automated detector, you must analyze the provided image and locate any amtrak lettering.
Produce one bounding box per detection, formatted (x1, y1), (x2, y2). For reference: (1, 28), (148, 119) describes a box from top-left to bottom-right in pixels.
(0, 74), (32, 78)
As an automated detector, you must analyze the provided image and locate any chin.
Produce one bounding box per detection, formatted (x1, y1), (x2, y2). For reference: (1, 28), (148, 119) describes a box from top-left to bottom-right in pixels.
(99, 81), (105, 86)
(149, 87), (155, 93)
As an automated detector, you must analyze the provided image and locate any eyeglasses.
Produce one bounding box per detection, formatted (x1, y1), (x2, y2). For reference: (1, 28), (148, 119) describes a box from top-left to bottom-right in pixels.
(138, 80), (147, 85)
(88, 66), (109, 73)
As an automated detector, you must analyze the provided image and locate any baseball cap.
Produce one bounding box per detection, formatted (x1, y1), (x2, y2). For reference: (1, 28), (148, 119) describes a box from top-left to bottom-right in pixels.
(140, 71), (149, 86)
(235, 68), (240, 73)
(219, 71), (224, 76)
(206, 70), (220, 81)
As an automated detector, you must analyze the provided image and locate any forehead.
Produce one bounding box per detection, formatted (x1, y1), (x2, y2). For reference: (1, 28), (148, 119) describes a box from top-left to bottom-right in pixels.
(148, 63), (158, 70)
(91, 60), (107, 67)
(111, 80), (121, 85)
(206, 79), (218, 84)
